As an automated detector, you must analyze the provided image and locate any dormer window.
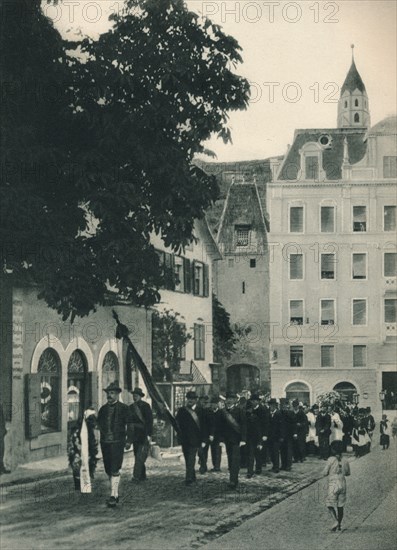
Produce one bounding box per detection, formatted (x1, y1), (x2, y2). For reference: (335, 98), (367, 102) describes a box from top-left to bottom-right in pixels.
(235, 225), (251, 247)
(299, 142), (325, 181)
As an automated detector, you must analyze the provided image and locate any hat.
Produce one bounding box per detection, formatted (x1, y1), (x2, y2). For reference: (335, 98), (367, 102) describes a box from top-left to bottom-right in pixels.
(292, 399), (299, 407)
(186, 390), (198, 399)
(225, 391), (237, 399)
(103, 381), (122, 393)
(132, 387), (145, 397)
(312, 404), (319, 410)
(250, 394), (260, 401)
(268, 398), (278, 405)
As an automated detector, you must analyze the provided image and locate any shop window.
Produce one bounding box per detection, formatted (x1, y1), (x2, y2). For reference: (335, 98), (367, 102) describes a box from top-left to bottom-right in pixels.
(38, 349), (61, 433)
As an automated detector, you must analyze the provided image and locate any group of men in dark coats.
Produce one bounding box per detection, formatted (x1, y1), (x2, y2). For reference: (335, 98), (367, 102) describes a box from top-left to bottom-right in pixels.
(176, 391), (310, 489)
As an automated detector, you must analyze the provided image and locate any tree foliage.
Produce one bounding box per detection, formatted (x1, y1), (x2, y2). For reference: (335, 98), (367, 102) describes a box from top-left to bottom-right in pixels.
(151, 309), (191, 381)
(0, 0), (250, 321)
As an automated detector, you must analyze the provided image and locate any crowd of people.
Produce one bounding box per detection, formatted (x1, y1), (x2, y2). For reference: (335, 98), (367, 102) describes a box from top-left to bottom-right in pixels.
(66, 382), (395, 508)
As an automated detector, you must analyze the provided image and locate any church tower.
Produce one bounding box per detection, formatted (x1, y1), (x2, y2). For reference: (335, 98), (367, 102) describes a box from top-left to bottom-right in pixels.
(337, 46), (370, 128)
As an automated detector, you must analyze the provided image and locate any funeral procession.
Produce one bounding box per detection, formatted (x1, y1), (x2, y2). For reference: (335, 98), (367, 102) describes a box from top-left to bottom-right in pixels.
(0, 1), (396, 549)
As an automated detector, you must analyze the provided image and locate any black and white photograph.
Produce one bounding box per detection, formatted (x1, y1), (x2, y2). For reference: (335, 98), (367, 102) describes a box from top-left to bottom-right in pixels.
(1, 1), (396, 549)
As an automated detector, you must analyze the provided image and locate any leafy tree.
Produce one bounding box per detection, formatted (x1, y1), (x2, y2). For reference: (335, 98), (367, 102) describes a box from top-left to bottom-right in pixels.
(0, 0), (249, 322)
(151, 309), (191, 381)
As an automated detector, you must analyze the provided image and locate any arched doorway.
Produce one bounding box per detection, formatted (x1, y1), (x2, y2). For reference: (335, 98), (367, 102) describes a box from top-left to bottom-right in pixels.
(67, 350), (88, 430)
(333, 382), (357, 405)
(226, 364), (260, 393)
(102, 351), (119, 393)
(285, 382), (310, 405)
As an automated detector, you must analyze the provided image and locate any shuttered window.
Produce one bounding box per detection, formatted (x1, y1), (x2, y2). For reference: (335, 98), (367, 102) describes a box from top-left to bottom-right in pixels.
(321, 206), (335, 232)
(321, 346), (334, 368)
(353, 345), (366, 368)
(290, 254), (303, 279)
(290, 207), (304, 233)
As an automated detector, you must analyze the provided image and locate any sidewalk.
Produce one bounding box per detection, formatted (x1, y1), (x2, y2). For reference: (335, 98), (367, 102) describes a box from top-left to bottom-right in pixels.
(0, 447), (183, 488)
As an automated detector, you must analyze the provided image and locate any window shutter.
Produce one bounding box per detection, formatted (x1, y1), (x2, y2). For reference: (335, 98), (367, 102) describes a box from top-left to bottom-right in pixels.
(184, 258), (191, 293)
(86, 372), (98, 410)
(164, 253), (175, 290)
(194, 324), (199, 359)
(192, 261), (198, 296)
(25, 373), (41, 438)
(203, 264), (210, 297)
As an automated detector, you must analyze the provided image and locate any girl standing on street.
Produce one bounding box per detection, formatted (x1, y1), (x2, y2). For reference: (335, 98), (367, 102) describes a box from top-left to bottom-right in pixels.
(323, 440), (351, 531)
(380, 414), (391, 450)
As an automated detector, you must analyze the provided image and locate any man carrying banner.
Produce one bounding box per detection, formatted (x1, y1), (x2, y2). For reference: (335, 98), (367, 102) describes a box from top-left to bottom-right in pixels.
(218, 392), (247, 489)
(176, 390), (202, 485)
(97, 381), (132, 508)
(127, 387), (153, 482)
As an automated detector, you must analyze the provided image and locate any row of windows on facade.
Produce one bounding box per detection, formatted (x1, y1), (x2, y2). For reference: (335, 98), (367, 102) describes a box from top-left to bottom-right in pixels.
(288, 298), (397, 326)
(288, 204), (396, 233)
(301, 155), (396, 181)
(287, 252), (396, 280)
(156, 250), (210, 297)
(287, 344), (370, 369)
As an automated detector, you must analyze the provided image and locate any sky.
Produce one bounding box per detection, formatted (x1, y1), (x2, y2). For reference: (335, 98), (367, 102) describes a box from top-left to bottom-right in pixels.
(47, 0), (397, 162)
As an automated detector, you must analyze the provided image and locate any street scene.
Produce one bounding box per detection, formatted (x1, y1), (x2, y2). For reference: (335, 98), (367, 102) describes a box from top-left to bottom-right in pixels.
(1, 0), (396, 549)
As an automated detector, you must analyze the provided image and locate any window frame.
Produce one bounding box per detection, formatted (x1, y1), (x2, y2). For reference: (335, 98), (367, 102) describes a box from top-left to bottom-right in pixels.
(289, 205), (305, 234)
(289, 299), (305, 326)
(289, 253), (304, 280)
(320, 345), (335, 368)
(352, 252), (368, 281)
(320, 253), (336, 280)
(384, 298), (397, 324)
(383, 205), (396, 231)
(173, 255), (185, 293)
(235, 224), (251, 248)
(320, 205), (336, 233)
(383, 252), (397, 278)
(352, 205), (367, 232)
(193, 323), (205, 361)
(290, 345), (303, 368)
(353, 345), (367, 368)
(320, 298), (336, 326)
(352, 298), (368, 326)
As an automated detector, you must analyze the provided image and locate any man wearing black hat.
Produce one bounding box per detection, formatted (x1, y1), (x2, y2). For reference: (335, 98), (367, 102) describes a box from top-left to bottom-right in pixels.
(316, 405), (331, 460)
(268, 398), (285, 473)
(246, 394), (269, 478)
(280, 398), (298, 471)
(218, 392), (247, 488)
(208, 396), (222, 472)
(127, 387), (153, 482)
(176, 390), (202, 485)
(292, 399), (308, 463)
(97, 381), (133, 507)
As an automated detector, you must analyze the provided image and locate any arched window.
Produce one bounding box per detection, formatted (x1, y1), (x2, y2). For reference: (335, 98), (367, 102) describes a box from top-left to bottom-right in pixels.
(354, 113), (360, 123)
(344, 100), (347, 108)
(102, 351), (119, 391)
(38, 349), (61, 433)
(285, 382), (310, 405)
(354, 99), (359, 107)
(67, 350), (87, 425)
(333, 382), (357, 404)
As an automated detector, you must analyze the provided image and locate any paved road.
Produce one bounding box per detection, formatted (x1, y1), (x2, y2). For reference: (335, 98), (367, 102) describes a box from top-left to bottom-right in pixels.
(204, 441), (397, 550)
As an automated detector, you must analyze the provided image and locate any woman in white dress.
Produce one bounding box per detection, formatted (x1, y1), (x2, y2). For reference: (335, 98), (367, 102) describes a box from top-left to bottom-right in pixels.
(329, 406), (344, 444)
(306, 405), (319, 453)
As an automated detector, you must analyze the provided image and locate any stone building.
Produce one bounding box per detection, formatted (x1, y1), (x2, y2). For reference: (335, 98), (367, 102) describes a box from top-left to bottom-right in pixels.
(267, 56), (397, 415)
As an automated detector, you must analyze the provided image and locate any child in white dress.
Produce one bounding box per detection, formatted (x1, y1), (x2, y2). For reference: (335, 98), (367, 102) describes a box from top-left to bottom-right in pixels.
(323, 440), (351, 531)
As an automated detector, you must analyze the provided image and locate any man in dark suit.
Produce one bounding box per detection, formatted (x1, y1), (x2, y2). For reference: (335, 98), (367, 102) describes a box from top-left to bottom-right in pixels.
(127, 387), (153, 482)
(316, 405), (331, 460)
(268, 398), (285, 473)
(246, 394), (269, 477)
(197, 395), (211, 474)
(218, 391), (247, 489)
(280, 398), (297, 471)
(176, 390), (202, 485)
(97, 381), (133, 507)
(208, 396), (222, 472)
(292, 399), (308, 463)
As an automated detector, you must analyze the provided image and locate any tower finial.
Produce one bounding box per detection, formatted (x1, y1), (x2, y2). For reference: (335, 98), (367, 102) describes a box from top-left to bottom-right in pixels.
(351, 44), (355, 61)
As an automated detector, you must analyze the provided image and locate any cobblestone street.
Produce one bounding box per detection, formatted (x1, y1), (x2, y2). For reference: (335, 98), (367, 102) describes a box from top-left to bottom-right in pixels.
(1, 449), (327, 549)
